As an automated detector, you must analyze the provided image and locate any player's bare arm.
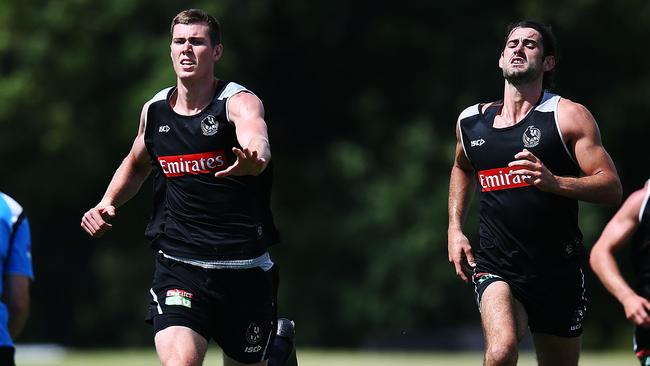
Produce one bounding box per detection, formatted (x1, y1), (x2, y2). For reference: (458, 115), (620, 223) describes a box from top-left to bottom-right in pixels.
(81, 104), (152, 238)
(509, 99), (621, 205)
(448, 122), (476, 283)
(4, 275), (30, 338)
(591, 186), (650, 326)
(215, 92), (270, 177)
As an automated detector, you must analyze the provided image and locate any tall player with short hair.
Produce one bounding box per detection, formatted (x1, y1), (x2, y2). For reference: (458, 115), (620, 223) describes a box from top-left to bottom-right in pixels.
(448, 20), (621, 366)
(590, 181), (650, 366)
(81, 9), (296, 366)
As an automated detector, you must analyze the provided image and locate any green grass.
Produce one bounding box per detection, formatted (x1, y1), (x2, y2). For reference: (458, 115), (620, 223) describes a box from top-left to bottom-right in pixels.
(16, 348), (638, 366)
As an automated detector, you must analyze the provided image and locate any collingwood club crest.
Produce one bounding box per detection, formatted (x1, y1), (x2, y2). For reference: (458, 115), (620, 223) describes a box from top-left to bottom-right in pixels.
(522, 125), (541, 148)
(201, 115), (219, 136)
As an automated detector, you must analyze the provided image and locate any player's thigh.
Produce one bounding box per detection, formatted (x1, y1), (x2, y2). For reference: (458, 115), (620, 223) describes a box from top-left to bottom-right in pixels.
(155, 325), (209, 366)
(532, 332), (581, 366)
(215, 266), (278, 364)
(223, 352), (268, 366)
(480, 280), (528, 345)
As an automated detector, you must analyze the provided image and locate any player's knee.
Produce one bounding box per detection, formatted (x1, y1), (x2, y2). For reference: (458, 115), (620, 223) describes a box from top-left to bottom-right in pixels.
(157, 345), (205, 366)
(485, 344), (518, 366)
(159, 353), (203, 366)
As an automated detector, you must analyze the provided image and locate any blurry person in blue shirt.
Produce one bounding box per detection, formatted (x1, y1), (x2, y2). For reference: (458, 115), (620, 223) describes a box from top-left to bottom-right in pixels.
(0, 192), (34, 366)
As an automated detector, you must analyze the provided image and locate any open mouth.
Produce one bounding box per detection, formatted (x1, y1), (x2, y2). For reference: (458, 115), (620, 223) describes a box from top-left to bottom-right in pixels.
(511, 58), (525, 65)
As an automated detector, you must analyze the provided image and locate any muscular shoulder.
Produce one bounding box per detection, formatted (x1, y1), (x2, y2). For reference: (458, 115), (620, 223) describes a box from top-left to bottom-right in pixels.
(557, 98), (593, 120)
(556, 98), (599, 141)
(229, 90), (262, 106)
(228, 91), (264, 121)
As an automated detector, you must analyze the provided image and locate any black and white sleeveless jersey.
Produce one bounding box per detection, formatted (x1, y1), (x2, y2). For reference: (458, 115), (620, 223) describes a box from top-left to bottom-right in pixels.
(143, 80), (279, 260)
(459, 92), (583, 277)
(632, 181), (650, 283)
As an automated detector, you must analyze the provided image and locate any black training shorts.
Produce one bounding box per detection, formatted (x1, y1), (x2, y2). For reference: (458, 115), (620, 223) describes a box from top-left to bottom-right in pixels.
(146, 253), (278, 364)
(473, 267), (587, 338)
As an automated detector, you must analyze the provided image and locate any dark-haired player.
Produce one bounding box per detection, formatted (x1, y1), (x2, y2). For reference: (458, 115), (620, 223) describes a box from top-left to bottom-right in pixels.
(448, 20), (621, 366)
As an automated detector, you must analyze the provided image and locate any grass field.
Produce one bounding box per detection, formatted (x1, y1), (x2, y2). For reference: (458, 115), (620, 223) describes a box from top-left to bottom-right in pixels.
(15, 348), (638, 365)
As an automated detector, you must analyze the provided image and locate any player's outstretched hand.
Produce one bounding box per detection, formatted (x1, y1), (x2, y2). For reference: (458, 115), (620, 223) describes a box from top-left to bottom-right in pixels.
(81, 205), (116, 238)
(215, 147), (267, 177)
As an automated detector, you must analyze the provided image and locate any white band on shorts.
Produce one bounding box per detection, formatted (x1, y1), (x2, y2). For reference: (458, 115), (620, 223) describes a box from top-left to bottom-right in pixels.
(159, 251), (274, 271)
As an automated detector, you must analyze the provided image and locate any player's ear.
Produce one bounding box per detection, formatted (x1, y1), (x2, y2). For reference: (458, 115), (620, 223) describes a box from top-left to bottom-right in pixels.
(213, 44), (223, 62)
(543, 55), (556, 71)
(498, 52), (505, 69)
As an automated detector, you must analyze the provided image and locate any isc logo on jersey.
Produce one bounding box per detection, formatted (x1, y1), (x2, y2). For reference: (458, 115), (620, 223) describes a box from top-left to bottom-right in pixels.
(158, 150), (228, 177)
(471, 138), (485, 147)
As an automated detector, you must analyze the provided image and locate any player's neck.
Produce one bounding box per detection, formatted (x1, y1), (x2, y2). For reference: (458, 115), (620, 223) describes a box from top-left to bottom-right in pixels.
(172, 77), (217, 116)
(496, 81), (543, 127)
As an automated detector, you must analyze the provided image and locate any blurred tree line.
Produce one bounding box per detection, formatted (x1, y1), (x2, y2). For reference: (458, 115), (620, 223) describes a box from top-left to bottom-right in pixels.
(1, 0), (649, 350)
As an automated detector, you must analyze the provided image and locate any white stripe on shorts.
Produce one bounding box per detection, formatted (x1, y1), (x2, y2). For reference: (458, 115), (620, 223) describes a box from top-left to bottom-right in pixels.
(150, 288), (162, 315)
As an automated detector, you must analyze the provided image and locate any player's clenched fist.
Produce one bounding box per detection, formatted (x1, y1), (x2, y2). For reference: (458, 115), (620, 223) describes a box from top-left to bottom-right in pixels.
(81, 205), (116, 238)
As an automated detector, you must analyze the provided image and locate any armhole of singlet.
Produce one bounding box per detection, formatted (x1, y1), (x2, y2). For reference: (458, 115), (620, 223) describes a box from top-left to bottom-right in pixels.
(218, 82), (255, 125)
(552, 96), (579, 166)
(457, 118), (469, 161)
(143, 100), (152, 131)
(457, 104), (480, 162)
(144, 87), (173, 131)
(639, 179), (650, 223)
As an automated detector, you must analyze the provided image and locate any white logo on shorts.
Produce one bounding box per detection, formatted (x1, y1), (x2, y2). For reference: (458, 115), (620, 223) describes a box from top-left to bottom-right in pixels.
(244, 345), (263, 353)
(245, 322), (262, 345)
